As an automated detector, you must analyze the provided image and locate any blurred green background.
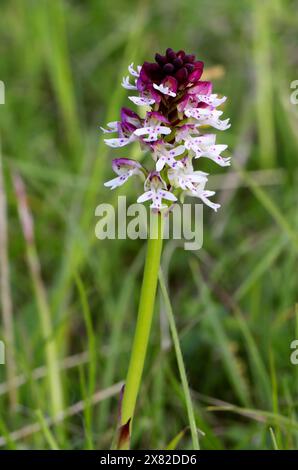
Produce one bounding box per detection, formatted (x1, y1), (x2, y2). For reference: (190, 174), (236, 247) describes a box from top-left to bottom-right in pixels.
(0, 0), (298, 450)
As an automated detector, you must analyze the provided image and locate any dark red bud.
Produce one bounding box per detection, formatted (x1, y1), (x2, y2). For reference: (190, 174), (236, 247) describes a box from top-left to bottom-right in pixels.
(185, 63), (195, 72)
(166, 48), (176, 60)
(177, 50), (186, 60)
(163, 63), (175, 74)
(184, 54), (195, 63)
(173, 57), (183, 69)
(155, 53), (167, 66)
(175, 67), (188, 82)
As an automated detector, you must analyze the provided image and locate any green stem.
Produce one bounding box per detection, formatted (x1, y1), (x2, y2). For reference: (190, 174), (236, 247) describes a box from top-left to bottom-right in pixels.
(121, 213), (164, 429)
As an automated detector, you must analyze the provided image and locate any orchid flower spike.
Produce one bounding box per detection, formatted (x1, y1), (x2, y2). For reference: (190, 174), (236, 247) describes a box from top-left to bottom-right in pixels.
(102, 48), (231, 212)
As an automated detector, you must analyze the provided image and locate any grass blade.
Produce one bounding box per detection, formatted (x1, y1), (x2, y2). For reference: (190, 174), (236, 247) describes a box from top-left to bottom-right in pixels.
(159, 269), (200, 450)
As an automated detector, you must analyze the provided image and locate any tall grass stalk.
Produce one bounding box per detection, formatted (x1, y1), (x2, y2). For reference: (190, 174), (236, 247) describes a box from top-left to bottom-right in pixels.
(253, 0), (276, 168)
(13, 173), (64, 418)
(0, 149), (18, 408)
(121, 213), (164, 431)
(159, 269), (200, 450)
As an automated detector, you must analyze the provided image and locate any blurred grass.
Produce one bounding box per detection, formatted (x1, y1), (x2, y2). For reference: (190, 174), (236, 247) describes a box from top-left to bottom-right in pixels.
(0, 0), (298, 450)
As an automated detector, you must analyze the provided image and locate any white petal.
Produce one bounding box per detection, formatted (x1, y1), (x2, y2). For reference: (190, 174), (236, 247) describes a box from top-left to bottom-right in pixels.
(201, 196), (221, 212)
(104, 174), (129, 189)
(134, 125), (171, 142)
(121, 76), (137, 90)
(191, 189), (221, 212)
(192, 134), (216, 146)
(134, 126), (154, 136)
(185, 107), (213, 120)
(158, 126), (171, 135)
(156, 158), (166, 172)
(150, 194), (164, 210)
(196, 94), (226, 107)
(104, 137), (132, 148)
(137, 191), (153, 203)
(100, 121), (118, 133)
(168, 145), (185, 157)
(128, 62), (140, 77)
(129, 95), (155, 106)
(153, 83), (176, 97)
(158, 190), (177, 202)
(189, 172), (209, 183)
(212, 118), (231, 130)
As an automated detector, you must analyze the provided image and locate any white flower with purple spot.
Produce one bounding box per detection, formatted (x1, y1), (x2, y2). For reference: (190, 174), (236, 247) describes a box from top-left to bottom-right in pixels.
(104, 158), (145, 190)
(104, 135), (137, 148)
(137, 173), (177, 210)
(188, 187), (221, 212)
(122, 76), (137, 90)
(134, 112), (171, 143)
(152, 142), (185, 171)
(168, 158), (208, 192)
(128, 63), (141, 77)
(185, 107), (231, 131)
(128, 95), (155, 106)
(181, 133), (230, 166)
(196, 93), (226, 107)
(153, 83), (176, 97)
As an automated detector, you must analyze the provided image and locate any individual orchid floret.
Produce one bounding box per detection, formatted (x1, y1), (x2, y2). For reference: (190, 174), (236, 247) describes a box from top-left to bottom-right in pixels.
(177, 81), (213, 113)
(134, 112), (171, 142)
(168, 157), (208, 192)
(137, 172), (177, 210)
(194, 142), (230, 167)
(104, 158), (145, 190)
(104, 107), (142, 148)
(196, 93), (227, 107)
(152, 142), (185, 171)
(175, 124), (200, 142)
(128, 63), (141, 78)
(128, 94), (155, 106)
(181, 133), (230, 167)
(122, 76), (137, 90)
(152, 76), (178, 97)
(185, 107), (231, 131)
(102, 48), (231, 213)
(188, 187), (221, 212)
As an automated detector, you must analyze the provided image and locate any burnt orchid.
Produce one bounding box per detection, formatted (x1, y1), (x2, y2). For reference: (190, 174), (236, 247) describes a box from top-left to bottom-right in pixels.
(102, 49), (230, 449)
(103, 47), (230, 212)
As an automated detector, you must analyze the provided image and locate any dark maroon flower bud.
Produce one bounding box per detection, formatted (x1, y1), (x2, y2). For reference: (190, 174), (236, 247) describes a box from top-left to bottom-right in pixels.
(177, 50), (186, 60)
(145, 62), (161, 74)
(166, 48), (176, 60)
(175, 67), (188, 82)
(142, 61), (163, 82)
(185, 63), (195, 72)
(173, 57), (183, 69)
(184, 54), (195, 63)
(163, 63), (175, 74)
(155, 53), (167, 66)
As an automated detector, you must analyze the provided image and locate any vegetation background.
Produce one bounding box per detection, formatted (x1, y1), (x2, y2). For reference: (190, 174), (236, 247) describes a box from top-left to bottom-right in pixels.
(0, 0), (298, 450)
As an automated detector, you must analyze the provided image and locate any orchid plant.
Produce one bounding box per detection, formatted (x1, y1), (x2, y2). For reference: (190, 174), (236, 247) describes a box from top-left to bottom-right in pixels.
(102, 48), (230, 445)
